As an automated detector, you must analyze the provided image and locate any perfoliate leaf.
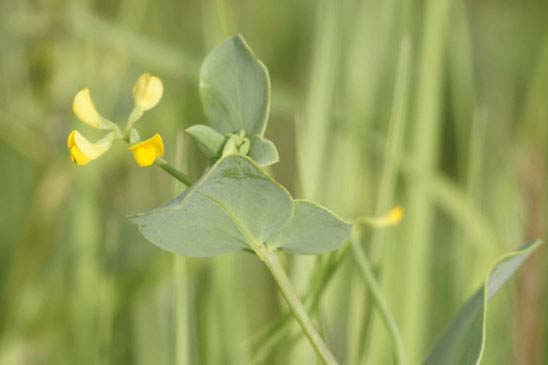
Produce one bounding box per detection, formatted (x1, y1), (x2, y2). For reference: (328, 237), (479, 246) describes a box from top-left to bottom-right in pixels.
(248, 134), (279, 166)
(424, 239), (543, 365)
(267, 200), (351, 254)
(186, 124), (225, 159)
(130, 156), (292, 257)
(130, 156), (351, 257)
(199, 35), (271, 136)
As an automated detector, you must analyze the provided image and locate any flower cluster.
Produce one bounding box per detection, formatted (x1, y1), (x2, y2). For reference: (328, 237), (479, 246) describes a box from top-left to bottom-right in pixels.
(68, 73), (165, 167)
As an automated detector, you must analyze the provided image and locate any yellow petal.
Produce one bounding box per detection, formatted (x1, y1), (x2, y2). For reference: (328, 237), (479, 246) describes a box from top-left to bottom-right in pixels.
(355, 206), (404, 227)
(67, 130), (76, 148)
(133, 73), (163, 111)
(385, 206), (404, 225)
(129, 133), (165, 167)
(67, 130), (113, 166)
(370, 206), (404, 226)
(72, 88), (101, 128)
(70, 145), (91, 165)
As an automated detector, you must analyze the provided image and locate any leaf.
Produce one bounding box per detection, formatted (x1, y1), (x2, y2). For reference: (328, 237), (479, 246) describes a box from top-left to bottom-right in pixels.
(130, 156), (352, 257)
(267, 200), (352, 254)
(248, 134), (279, 166)
(186, 124), (226, 159)
(199, 35), (271, 136)
(129, 155), (292, 257)
(423, 239), (544, 365)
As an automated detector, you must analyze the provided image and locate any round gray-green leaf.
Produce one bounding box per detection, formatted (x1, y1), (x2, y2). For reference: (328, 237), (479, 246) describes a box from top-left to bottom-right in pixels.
(186, 124), (226, 159)
(129, 155), (292, 257)
(199, 35), (271, 136)
(266, 200), (352, 254)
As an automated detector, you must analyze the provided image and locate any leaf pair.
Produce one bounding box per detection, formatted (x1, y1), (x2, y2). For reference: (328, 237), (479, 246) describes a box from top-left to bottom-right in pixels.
(186, 125), (278, 166)
(130, 155), (351, 257)
(188, 35), (278, 166)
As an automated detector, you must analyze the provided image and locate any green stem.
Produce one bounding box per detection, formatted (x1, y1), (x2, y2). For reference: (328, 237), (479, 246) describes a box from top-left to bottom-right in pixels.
(155, 158), (193, 187)
(126, 106), (144, 131)
(259, 248), (340, 365)
(174, 256), (189, 365)
(250, 246), (350, 363)
(171, 132), (190, 365)
(350, 231), (405, 365)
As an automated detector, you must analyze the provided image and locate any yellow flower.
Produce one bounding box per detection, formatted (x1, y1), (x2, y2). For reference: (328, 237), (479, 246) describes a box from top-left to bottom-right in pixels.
(72, 88), (101, 128)
(384, 206), (404, 226)
(133, 73), (163, 111)
(67, 130), (114, 166)
(355, 206), (404, 227)
(129, 133), (165, 167)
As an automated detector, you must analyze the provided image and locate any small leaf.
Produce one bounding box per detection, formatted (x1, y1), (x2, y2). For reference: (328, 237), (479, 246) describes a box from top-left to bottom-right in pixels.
(186, 124), (225, 159)
(199, 35), (271, 136)
(248, 134), (279, 166)
(129, 155), (292, 257)
(267, 200), (351, 254)
(423, 239), (544, 365)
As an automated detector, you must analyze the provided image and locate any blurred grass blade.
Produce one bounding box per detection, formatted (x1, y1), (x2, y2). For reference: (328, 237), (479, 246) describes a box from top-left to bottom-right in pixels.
(402, 0), (452, 361)
(361, 35), (412, 364)
(68, 7), (200, 79)
(424, 239), (544, 365)
(172, 132), (191, 365)
(370, 35), (411, 254)
(350, 230), (405, 365)
(361, 130), (499, 256)
(296, 0), (340, 201)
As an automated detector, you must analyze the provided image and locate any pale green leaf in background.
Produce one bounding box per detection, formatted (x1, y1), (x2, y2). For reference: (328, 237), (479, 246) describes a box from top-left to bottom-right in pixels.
(423, 239), (544, 365)
(186, 124), (226, 159)
(199, 35), (271, 136)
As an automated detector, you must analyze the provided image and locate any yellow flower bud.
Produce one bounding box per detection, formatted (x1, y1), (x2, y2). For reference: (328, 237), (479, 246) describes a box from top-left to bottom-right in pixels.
(72, 88), (101, 128)
(129, 133), (165, 167)
(355, 206), (404, 227)
(67, 130), (114, 166)
(385, 206), (404, 226)
(133, 73), (163, 111)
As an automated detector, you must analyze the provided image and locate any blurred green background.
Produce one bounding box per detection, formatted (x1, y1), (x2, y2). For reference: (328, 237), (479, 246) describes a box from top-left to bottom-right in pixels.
(1, 0), (548, 364)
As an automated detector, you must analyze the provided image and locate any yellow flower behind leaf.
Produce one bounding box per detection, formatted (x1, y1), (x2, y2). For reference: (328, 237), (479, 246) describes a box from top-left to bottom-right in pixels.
(129, 133), (165, 167)
(355, 206), (404, 227)
(67, 130), (114, 166)
(133, 73), (163, 111)
(384, 206), (404, 226)
(72, 88), (101, 128)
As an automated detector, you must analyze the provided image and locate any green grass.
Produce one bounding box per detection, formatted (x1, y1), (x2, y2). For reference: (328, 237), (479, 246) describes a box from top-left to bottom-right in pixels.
(1, 0), (548, 364)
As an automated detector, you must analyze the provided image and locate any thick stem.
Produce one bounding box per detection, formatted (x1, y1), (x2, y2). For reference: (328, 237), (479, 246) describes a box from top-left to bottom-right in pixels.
(260, 249), (340, 365)
(155, 158), (193, 187)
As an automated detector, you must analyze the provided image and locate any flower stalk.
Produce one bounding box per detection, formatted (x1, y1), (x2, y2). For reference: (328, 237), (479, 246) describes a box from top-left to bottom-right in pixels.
(155, 158), (193, 187)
